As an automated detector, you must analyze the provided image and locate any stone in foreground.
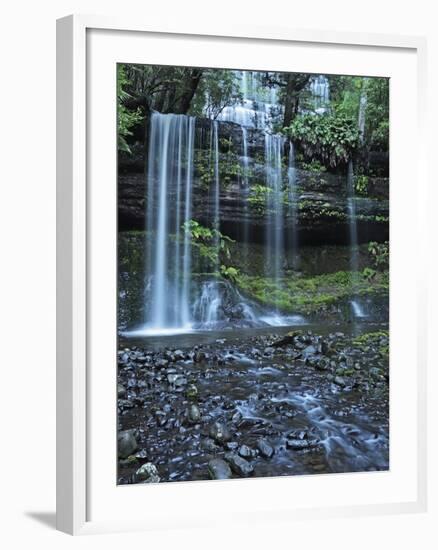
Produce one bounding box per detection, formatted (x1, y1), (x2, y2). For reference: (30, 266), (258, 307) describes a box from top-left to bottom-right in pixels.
(208, 458), (232, 480)
(286, 438), (320, 451)
(224, 453), (254, 476)
(257, 438), (274, 458)
(118, 429), (138, 459)
(136, 462), (161, 483)
(209, 421), (232, 444)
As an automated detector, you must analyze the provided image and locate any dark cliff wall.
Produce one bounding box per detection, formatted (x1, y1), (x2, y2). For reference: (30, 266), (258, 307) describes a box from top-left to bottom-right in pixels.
(118, 117), (389, 246)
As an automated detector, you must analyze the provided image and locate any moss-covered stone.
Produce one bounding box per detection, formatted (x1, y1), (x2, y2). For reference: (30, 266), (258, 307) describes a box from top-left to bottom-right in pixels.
(236, 270), (389, 316)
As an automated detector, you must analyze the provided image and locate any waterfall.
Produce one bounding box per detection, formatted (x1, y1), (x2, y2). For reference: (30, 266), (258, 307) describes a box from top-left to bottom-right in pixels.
(347, 160), (358, 274)
(216, 70), (276, 130)
(131, 72), (307, 335)
(144, 112), (195, 332)
(241, 127), (250, 263)
(347, 160), (365, 318)
(265, 133), (285, 298)
(181, 118), (195, 326)
(287, 141), (299, 269)
(309, 75), (330, 114)
(193, 281), (223, 326)
(241, 127), (249, 187)
(199, 120), (222, 326)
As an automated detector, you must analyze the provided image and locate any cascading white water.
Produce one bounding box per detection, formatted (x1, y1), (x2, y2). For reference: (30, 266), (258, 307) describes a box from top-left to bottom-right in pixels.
(144, 112), (195, 332)
(347, 160), (366, 318)
(265, 133), (285, 298)
(241, 127), (249, 187)
(193, 281), (223, 326)
(241, 127), (250, 262)
(309, 75), (330, 114)
(216, 70), (277, 130)
(287, 141), (299, 269)
(202, 120), (222, 325)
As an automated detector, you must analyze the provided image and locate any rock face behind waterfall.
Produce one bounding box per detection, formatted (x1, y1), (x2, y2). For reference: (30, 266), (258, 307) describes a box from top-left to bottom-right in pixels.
(118, 117), (388, 246)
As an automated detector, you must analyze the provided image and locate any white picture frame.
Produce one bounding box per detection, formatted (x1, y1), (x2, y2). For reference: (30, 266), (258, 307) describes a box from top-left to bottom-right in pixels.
(56, 14), (428, 535)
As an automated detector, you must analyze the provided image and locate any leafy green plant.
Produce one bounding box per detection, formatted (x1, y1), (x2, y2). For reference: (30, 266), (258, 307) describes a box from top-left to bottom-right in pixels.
(248, 184), (272, 214)
(300, 159), (327, 173)
(355, 175), (369, 195)
(194, 149), (245, 189)
(285, 113), (359, 168)
(368, 241), (389, 270)
(117, 65), (143, 154)
(362, 267), (377, 281)
(220, 265), (240, 283)
(183, 220), (234, 270)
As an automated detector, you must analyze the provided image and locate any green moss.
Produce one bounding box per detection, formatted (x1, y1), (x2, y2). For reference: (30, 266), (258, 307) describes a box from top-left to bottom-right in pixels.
(379, 345), (389, 359)
(236, 270), (388, 315)
(353, 330), (389, 347)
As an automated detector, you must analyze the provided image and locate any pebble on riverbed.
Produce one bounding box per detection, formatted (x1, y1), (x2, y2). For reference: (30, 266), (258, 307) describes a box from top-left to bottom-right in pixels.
(118, 429), (138, 459)
(286, 438), (320, 451)
(257, 438), (275, 458)
(136, 462), (161, 483)
(209, 421), (232, 444)
(208, 458), (232, 480)
(224, 453), (254, 476)
(187, 403), (201, 424)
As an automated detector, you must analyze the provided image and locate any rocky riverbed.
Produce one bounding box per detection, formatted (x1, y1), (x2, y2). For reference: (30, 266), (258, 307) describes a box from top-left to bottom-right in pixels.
(117, 326), (389, 484)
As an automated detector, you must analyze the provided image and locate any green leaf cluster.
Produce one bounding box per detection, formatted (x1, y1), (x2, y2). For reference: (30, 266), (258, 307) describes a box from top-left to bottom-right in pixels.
(368, 241), (389, 270)
(247, 184), (272, 214)
(286, 113), (359, 168)
(183, 220), (234, 270)
(117, 65), (143, 154)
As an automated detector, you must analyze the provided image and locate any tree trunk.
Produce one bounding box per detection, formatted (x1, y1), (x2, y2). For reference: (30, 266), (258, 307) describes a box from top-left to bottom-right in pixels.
(283, 75), (296, 128)
(174, 69), (203, 114)
(282, 74), (311, 128)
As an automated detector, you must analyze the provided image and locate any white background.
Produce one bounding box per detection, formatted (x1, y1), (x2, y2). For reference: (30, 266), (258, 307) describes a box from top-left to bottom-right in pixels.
(0, 0), (436, 548)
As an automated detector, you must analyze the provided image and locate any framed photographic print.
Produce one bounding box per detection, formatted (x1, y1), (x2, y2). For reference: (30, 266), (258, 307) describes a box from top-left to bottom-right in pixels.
(57, 15), (427, 535)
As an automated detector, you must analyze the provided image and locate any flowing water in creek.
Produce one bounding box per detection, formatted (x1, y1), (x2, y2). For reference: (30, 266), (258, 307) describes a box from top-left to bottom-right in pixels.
(118, 324), (389, 483)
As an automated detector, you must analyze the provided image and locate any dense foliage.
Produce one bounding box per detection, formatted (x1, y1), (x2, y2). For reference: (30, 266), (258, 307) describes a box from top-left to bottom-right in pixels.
(285, 113), (359, 167)
(190, 69), (241, 119)
(117, 65), (143, 153)
(182, 220), (234, 271)
(118, 64), (389, 167)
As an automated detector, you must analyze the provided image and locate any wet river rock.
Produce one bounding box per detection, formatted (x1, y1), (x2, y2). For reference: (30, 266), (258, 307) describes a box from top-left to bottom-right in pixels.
(136, 462), (161, 483)
(209, 421), (232, 444)
(188, 404), (201, 424)
(118, 430), (138, 459)
(257, 438), (274, 458)
(208, 458), (232, 480)
(224, 453), (254, 476)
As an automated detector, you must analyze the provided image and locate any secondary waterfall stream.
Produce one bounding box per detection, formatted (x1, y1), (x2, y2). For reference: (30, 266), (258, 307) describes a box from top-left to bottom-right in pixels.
(347, 160), (366, 318)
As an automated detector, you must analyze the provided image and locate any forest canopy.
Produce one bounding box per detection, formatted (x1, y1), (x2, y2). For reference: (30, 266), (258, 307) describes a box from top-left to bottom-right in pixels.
(117, 64), (389, 173)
